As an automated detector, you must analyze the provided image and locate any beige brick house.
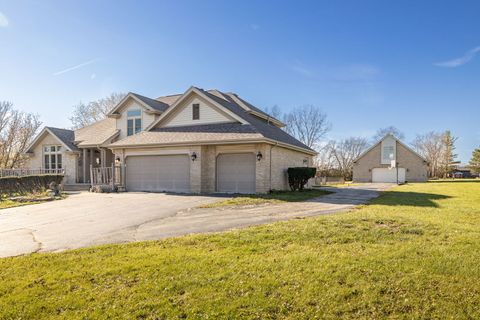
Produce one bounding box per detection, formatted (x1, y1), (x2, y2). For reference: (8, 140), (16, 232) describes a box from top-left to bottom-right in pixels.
(353, 134), (428, 183)
(25, 86), (316, 193)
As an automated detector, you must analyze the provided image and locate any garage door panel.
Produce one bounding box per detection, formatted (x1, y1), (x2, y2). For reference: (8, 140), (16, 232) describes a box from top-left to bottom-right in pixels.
(126, 155), (190, 193)
(372, 168), (406, 183)
(217, 153), (255, 194)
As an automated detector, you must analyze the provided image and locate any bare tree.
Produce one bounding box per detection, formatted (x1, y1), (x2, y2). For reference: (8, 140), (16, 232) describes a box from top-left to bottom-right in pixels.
(262, 105), (283, 120)
(373, 126), (405, 142)
(284, 105), (331, 149)
(69, 92), (126, 129)
(327, 137), (369, 180)
(0, 101), (42, 169)
(412, 132), (444, 178)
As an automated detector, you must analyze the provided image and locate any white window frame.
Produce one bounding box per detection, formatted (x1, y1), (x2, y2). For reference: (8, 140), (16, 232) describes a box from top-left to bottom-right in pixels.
(127, 109), (143, 137)
(127, 109), (142, 136)
(381, 138), (396, 165)
(43, 145), (63, 171)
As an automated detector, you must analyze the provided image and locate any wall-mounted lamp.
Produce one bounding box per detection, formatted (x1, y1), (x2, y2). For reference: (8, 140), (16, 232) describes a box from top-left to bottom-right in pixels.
(303, 159), (308, 165)
(256, 151), (263, 161)
(115, 157), (121, 163)
(191, 152), (197, 162)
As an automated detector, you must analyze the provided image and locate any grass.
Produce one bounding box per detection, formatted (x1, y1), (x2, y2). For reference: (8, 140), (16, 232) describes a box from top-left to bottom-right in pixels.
(0, 192), (66, 210)
(0, 199), (38, 209)
(200, 189), (331, 208)
(1, 181), (480, 319)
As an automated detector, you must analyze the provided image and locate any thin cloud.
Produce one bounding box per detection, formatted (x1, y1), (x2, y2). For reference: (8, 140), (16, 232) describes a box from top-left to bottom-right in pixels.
(0, 12), (8, 27)
(434, 46), (480, 67)
(290, 60), (313, 77)
(53, 58), (98, 76)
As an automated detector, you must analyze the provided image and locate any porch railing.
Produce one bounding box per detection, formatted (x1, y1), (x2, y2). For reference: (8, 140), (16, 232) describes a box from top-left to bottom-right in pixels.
(90, 164), (122, 188)
(0, 168), (65, 178)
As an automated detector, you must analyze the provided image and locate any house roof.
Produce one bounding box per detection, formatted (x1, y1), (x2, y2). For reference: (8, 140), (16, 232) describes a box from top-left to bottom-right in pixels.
(107, 92), (170, 116)
(46, 127), (78, 151)
(26, 126), (78, 153)
(74, 118), (118, 147)
(354, 134), (428, 163)
(108, 123), (265, 147)
(33, 87), (315, 155)
(155, 93), (183, 106)
(201, 89), (310, 151)
(131, 92), (170, 112)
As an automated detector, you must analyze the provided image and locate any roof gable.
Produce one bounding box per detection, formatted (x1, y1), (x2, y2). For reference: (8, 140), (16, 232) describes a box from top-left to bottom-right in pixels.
(26, 127), (78, 153)
(146, 87), (247, 130)
(107, 92), (169, 117)
(354, 134), (427, 163)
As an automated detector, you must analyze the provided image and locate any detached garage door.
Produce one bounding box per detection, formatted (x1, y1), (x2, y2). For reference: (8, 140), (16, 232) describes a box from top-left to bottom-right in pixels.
(372, 168), (406, 183)
(126, 155), (190, 193)
(217, 153), (256, 194)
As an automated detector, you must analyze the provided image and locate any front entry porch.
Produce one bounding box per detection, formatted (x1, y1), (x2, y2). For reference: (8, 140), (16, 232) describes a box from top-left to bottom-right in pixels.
(77, 147), (115, 183)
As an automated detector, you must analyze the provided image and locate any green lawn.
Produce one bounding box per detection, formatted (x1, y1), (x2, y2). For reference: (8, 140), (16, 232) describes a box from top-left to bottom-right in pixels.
(200, 189), (331, 208)
(0, 198), (38, 209)
(1, 181), (480, 319)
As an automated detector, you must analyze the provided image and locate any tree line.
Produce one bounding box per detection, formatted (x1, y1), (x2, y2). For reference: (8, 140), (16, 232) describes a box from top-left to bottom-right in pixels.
(1, 94), (479, 179)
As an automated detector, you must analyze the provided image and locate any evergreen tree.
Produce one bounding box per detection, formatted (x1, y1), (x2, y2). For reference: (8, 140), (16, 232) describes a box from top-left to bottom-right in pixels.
(441, 130), (458, 178)
(470, 147), (480, 175)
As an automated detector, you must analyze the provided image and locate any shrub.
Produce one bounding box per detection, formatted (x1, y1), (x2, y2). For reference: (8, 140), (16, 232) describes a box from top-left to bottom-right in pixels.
(0, 174), (64, 196)
(287, 167), (317, 191)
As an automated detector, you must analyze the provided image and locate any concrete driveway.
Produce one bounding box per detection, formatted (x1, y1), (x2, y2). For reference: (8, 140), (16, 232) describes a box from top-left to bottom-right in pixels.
(0, 184), (392, 258)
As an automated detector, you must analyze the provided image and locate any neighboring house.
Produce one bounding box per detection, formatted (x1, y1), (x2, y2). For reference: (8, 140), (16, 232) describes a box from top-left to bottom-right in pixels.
(451, 164), (476, 178)
(25, 86), (316, 193)
(353, 134), (428, 183)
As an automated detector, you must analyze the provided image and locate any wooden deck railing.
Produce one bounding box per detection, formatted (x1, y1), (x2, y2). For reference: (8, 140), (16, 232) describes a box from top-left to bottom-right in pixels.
(0, 168), (65, 178)
(90, 164), (122, 188)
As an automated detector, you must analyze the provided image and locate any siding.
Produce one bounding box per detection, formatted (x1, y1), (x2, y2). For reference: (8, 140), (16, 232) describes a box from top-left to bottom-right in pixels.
(162, 96), (234, 127)
(116, 99), (157, 140)
(353, 141), (428, 182)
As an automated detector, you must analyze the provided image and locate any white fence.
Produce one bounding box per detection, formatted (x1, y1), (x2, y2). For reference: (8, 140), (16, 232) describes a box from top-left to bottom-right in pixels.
(0, 168), (65, 178)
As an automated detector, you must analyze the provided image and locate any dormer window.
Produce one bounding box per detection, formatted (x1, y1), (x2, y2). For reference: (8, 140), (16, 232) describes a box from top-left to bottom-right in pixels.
(127, 109), (142, 136)
(192, 104), (200, 120)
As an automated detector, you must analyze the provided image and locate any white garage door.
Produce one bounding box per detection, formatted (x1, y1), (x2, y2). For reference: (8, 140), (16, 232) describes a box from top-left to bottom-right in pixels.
(217, 153), (256, 194)
(126, 155), (190, 193)
(372, 168), (406, 183)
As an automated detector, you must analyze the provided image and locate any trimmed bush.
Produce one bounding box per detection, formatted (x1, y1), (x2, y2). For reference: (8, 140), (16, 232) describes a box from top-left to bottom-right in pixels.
(0, 174), (64, 196)
(287, 167), (317, 191)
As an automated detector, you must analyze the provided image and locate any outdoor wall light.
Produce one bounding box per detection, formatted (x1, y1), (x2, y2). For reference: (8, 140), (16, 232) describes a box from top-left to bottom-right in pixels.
(256, 151), (263, 161)
(191, 152), (197, 162)
(115, 157), (121, 163)
(303, 159), (308, 165)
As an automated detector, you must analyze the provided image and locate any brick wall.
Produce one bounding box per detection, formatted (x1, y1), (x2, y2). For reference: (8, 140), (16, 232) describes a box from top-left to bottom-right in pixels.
(353, 141), (428, 182)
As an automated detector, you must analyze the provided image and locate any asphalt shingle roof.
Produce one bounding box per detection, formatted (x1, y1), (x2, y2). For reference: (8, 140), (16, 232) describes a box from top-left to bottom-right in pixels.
(131, 92), (170, 113)
(74, 118), (118, 147)
(46, 127), (78, 151)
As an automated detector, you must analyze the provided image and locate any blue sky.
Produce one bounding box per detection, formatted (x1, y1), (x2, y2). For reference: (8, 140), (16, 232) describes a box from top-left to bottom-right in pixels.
(0, 0), (479, 162)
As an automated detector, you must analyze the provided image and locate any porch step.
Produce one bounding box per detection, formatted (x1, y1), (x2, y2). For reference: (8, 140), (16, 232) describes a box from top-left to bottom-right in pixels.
(63, 184), (91, 191)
